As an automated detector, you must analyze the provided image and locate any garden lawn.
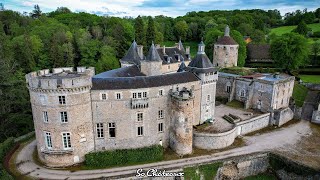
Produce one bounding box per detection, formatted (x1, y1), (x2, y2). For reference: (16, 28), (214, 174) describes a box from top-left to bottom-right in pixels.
(270, 23), (320, 36)
(300, 75), (320, 83)
(293, 82), (308, 107)
(270, 23), (320, 44)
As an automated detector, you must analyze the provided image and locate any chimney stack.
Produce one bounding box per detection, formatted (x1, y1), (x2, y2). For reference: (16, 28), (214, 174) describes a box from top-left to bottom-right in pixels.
(137, 45), (144, 59)
(186, 46), (190, 55)
(163, 45), (166, 55)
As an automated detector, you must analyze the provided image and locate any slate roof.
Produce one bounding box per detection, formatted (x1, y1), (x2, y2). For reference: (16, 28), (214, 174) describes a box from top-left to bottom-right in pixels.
(93, 65), (145, 78)
(247, 44), (272, 60)
(120, 41), (141, 65)
(177, 61), (187, 72)
(216, 36), (238, 45)
(92, 71), (199, 90)
(146, 43), (162, 61)
(157, 47), (189, 64)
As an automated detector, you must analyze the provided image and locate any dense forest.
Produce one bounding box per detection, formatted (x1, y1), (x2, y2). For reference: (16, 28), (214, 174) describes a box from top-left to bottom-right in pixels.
(0, 3), (319, 141)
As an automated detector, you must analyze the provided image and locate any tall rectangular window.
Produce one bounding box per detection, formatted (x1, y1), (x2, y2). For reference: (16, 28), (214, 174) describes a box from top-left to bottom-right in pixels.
(116, 93), (122, 100)
(138, 92), (142, 98)
(159, 90), (163, 96)
(108, 123), (116, 138)
(158, 110), (164, 119)
(137, 126), (143, 136)
(101, 93), (107, 100)
(96, 123), (104, 138)
(60, 111), (68, 123)
(207, 95), (211, 102)
(158, 123), (163, 132)
(43, 111), (48, 123)
(44, 132), (52, 149)
(62, 132), (71, 149)
(143, 92), (147, 98)
(137, 113), (143, 121)
(133, 92), (137, 99)
(59, 96), (66, 104)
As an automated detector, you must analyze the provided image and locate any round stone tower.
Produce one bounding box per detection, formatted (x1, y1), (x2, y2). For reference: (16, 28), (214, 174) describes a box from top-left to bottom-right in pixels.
(213, 26), (239, 68)
(25, 67), (95, 167)
(169, 88), (194, 156)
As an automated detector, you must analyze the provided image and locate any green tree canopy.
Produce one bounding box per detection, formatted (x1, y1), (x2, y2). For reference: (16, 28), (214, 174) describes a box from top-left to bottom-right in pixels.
(174, 20), (189, 41)
(270, 32), (310, 71)
(204, 28), (223, 60)
(146, 16), (156, 46)
(230, 30), (246, 67)
(134, 15), (146, 46)
(293, 20), (311, 36)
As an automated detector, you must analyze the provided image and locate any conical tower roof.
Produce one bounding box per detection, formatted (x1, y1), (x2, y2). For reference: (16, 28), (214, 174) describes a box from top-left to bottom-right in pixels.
(177, 61), (186, 72)
(121, 40), (141, 65)
(187, 40), (216, 73)
(146, 42), (161, 61)
(177, 39), (185, 52)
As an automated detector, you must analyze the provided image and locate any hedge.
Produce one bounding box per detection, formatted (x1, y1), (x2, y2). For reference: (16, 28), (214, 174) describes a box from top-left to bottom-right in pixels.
(85, 145), (163, 168)
(0, 137), (15, 180)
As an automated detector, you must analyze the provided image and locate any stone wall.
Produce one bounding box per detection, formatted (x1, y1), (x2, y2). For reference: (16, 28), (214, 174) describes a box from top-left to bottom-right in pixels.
(91, 81), (201, 152)
(193, 126), (237, 150)
(213, 45), (238, 68)
(236, 113), (271, 135)
(193, 113), (270, 150)
(27, 67), (95, 167)
(169, 92), (194, 155)
(274, 107), (294, 126)
(216, 153), (269, 179)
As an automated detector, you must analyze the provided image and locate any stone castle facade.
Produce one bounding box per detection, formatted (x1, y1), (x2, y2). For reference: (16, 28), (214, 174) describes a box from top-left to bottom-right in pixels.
(26, 40), (218, 167)
(26, 29), (294, 167)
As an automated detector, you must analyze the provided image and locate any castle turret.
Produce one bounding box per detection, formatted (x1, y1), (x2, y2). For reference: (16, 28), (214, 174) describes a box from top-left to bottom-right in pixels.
(169, 88), (194, 155)
(213, 25), (239, 68)
(25, 67), (95, 167)
(187, 40), (218, 124)
(140, 42), (162, 76)
(120, 40), (142, 67)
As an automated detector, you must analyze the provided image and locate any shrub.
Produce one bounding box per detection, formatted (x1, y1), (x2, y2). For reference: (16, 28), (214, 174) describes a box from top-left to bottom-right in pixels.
(85, 145), (163, 168)
(0, 137), (15, 179)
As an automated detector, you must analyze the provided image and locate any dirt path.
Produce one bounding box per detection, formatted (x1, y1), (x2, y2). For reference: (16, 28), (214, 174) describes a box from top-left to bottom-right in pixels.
(15, 120), (312, 180)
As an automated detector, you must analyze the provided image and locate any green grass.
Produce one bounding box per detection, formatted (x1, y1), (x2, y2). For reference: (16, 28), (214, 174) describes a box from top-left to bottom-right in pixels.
(299, 75), (320, 83)
(244, 173), (277, 180)
(184, 162), (222, 180)
(270, 23), (320, 44)
(226, 100), (244, 109)
(293, 82), (308, 107)
(270, 23), (320, 36)
(162, 41), (198, 58)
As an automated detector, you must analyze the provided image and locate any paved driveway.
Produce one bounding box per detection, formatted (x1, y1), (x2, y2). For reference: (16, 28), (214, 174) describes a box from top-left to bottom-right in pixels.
(15, 120), (311, 180)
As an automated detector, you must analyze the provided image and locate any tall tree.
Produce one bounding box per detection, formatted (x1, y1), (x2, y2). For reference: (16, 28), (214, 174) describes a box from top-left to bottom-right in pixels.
(293, 20), (310, 36)
(146, 16), (156, 46)
(204, 28), (223, 60)
(230, 30), (246, 67)
(30, 4), (42, 19)
(270, 33), (310, 71)
(174, 20), (189, 41)
(134, 16), (146, 46)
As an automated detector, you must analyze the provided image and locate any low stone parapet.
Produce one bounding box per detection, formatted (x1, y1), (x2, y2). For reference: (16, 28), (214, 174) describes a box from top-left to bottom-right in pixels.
(193, 126), (237, 150)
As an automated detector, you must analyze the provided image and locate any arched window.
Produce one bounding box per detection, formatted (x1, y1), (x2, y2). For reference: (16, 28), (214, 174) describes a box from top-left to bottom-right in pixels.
(240, 89), (246, 97)
(226, 82), (231, 93)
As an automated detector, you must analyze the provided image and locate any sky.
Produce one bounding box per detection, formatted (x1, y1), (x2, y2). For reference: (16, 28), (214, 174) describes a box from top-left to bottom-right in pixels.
(2, 0), (319, 17)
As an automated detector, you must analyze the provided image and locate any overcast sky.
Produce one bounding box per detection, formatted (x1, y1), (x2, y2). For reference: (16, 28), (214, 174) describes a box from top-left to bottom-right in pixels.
(3, 0), (319, 17)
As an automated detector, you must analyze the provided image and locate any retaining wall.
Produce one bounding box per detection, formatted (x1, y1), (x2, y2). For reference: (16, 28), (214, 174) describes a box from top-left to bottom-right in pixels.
(274, 107), (294, 126)
(193, 113), (270, 150)
(193, 126), (237, 150)
(236, 113), (270, 135)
